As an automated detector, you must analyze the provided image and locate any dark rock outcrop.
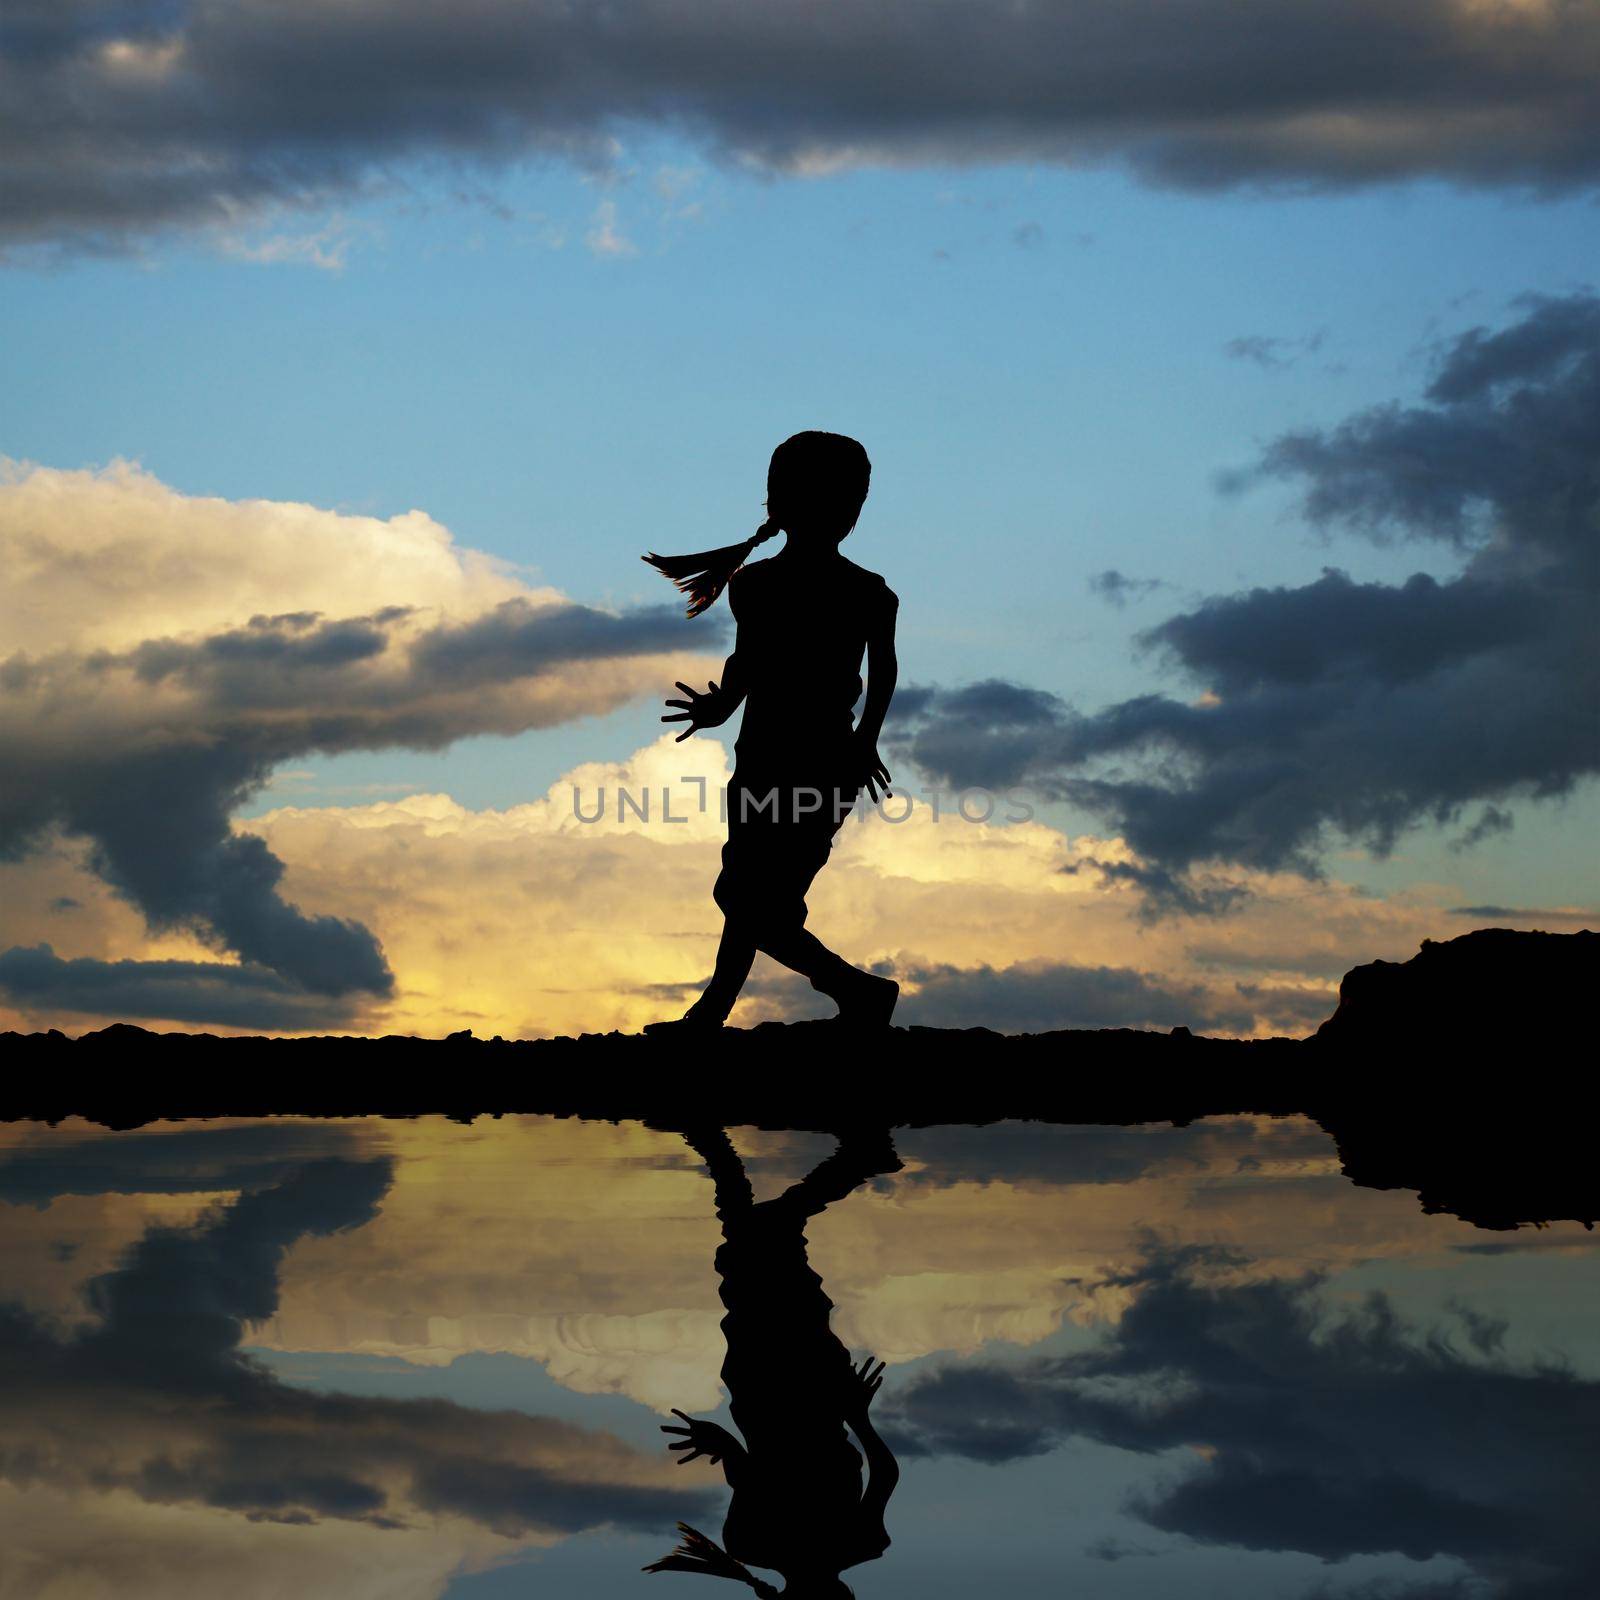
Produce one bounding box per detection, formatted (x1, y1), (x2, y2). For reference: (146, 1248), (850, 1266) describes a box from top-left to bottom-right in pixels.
(1314, 926), (1596, 1049)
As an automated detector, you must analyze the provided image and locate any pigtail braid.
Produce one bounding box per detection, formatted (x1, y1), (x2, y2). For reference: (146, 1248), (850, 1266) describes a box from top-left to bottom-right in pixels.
(642, 1522), (781, 1598)
(643, 520), (780, 618)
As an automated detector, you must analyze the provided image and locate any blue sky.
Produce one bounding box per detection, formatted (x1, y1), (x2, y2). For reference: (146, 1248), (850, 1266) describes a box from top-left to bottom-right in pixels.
(10, 141), (1594, 906)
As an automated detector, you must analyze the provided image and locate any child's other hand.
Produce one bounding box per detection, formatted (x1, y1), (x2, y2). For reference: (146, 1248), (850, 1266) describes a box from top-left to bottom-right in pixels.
(662, 680), (730, 741)
(850, 735), (893, 803)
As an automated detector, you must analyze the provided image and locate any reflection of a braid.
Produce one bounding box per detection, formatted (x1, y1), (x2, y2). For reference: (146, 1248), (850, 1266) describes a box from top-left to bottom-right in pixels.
(649, 1128), (901, 1596)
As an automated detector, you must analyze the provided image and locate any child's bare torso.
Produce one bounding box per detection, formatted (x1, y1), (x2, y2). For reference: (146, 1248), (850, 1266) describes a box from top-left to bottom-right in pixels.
(728, 553), (894, 761)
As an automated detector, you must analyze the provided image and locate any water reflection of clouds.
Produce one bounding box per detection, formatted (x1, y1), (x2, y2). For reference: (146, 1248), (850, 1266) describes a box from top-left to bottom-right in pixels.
(884, 1241), (1600, 1600)
(5, 1115), (1553, 1404)
(1, 1114), (1595, 1600)
(248, 1115), (1459, 1401)
(0, 1131), (714, 1596)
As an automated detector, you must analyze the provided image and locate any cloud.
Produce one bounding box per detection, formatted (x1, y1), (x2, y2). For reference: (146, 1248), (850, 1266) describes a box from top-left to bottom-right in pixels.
(0, 1153), (714, 1545)
(6, 0), (1600, 252)
(883, 1243), (1599, 1598)
(1223, 331), (1327, 371)
(0, 1482), (516, 1600)
(236, 736), (1407, 1038)
(893, 293), (1600, 896)
(6, 722), (1471, 1039)
(684, 943), (1313, 1035)
(203, 1114), (1445, 1412)
(1088, 569), (1169, 608)
(0, 945), (365, 1029)
(217, 216), (361, 270)
(1446, 903), (1596, 924)
(892, 956), (1264, 1034)
(0, 1111), (1475, 1435)
(0, 1119), (373, 1208)
(585, 197), (637, 257)
(887, 1118), (1337, 1192)
(0, 462), (717, 1026)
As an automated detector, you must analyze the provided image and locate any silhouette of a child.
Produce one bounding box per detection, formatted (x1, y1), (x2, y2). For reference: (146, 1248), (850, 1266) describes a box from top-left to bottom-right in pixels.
(643, 432), (899, 1031)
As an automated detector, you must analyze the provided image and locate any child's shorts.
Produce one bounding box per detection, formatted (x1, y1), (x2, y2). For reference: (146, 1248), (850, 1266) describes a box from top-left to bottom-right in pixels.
(714, 768), (861, 928)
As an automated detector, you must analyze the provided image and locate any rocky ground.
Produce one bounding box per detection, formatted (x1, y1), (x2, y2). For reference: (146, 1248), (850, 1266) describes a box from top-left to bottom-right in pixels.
(4, 928), (1593, 1230)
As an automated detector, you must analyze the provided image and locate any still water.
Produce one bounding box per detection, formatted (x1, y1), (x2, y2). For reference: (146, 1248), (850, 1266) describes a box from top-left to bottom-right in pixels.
(0, 1113), (1594, 1599)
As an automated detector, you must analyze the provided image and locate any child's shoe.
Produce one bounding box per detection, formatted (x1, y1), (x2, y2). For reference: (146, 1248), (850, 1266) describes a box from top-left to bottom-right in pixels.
(831, 970), (899, 1028)
(643, 1000), (728, 1036)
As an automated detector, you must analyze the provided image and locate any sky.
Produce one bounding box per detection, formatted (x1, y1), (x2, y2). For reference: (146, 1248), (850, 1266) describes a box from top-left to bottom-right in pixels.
(2, 0), (1598, 1037)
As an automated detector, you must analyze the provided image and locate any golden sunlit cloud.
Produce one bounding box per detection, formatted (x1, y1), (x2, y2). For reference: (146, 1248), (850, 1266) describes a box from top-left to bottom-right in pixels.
(0, 462), (720, 1025)
(1, 726), (1488, 1038)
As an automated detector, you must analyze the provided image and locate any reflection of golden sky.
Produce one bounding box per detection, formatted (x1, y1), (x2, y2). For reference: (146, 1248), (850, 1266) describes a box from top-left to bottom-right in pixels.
(2, 1115), (1537, 1414)
(13, 1112), (1597, 1422)
(0, 1482), (513, 1600)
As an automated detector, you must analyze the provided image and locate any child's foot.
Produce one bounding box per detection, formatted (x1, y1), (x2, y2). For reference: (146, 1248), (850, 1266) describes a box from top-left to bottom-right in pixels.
(643, 1002), (727, 1036)
(832, 971), (899, 1028)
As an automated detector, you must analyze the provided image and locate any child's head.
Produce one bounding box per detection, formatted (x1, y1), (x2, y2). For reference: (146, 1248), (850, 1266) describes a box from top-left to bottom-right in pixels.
(767, 432), (871, 544)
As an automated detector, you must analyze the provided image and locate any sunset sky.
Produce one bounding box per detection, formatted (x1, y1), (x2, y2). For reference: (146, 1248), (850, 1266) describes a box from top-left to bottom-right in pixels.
(3, 0), (1598, 1037)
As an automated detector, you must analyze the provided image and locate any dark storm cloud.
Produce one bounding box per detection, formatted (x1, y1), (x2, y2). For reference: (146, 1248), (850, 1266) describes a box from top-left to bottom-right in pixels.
(1, 600), (714, 1026)
(884, 677), (1073, 791)
(0, 946), (373, 1030)
(882, 1244), (1599, 1599)
(895, 957), (1259, 1034)
(0, 1155), (712, 1537)
(411, 599), (688, 685)
(894, 294), (1600, 893)
(0, 1119), (371, 1206)
(6, 0), (1600, 251)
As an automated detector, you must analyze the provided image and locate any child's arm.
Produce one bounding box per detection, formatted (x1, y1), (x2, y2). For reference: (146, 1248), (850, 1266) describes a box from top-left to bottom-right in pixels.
(855, 1409), (900, 1523)
(842, 1357), (899, 1531)
(851, 587), (898, 798)
(660, 1410), (751, 1487)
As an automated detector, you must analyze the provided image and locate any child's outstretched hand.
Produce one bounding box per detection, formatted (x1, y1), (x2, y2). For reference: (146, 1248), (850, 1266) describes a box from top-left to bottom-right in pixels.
(662, 680), (731, 741)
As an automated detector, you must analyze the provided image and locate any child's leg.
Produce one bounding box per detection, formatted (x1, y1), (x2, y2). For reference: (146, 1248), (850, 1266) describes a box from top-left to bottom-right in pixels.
(772, 1129), (902, 1217)
(680, 1126), (755, 1221)
(655, 839), (756, 1028)
(747, 806), (898, 1022)
(691, 917), (757, 1022)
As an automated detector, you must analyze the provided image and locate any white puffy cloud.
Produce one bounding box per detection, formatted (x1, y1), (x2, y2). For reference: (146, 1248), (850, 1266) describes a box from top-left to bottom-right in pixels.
(0, 459), (531, 654)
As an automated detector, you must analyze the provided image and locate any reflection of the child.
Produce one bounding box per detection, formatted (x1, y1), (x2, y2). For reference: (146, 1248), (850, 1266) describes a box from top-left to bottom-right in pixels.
(645, 1128), (903, 1600)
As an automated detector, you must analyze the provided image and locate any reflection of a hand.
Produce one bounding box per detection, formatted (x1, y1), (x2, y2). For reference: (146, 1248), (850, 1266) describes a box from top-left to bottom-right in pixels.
(844, 1355), (886, 1421)
(661, 1409), (740, 1466)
